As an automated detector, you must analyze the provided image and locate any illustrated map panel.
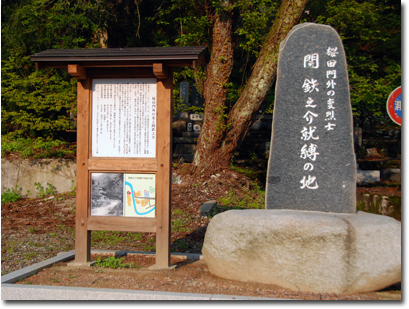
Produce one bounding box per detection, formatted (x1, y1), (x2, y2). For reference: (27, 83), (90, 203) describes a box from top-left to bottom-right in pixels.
(124, 174), (155, 218)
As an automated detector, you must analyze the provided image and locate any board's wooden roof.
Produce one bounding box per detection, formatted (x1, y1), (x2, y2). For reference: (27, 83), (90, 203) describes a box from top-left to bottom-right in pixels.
(30, 46), (209, 69)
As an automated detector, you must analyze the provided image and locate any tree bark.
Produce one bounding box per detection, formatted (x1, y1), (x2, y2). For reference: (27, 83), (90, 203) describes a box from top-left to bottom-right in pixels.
(192, 1), (234, 173)
(193, 0), (308, 173)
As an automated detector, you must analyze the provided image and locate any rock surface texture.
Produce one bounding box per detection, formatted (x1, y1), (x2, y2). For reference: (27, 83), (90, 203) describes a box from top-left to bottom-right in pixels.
(202, 209), (401, 294)
(266, 22), (356, 213)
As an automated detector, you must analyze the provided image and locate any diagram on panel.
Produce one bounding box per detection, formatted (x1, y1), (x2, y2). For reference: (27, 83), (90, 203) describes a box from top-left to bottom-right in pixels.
(124, 173), (155, 218)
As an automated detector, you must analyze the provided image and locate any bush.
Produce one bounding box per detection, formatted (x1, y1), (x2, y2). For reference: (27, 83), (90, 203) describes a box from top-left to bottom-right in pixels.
(1, 186), (21, 204)
(1, 136), (76, 159)
(93, 256), (135, 269)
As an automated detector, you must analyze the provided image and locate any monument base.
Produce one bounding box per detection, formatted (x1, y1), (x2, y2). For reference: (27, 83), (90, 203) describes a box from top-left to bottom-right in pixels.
(202, 209), (401, 294)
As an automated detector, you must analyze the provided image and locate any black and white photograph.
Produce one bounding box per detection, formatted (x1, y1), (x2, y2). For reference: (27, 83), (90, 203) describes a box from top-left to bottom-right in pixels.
(90, 173), (124, 216)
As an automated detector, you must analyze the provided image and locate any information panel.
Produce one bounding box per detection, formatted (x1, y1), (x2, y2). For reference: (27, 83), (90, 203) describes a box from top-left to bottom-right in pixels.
(124, 173), (155, 218)
(92, 79), (157, 157)
(90, 172), (156, 218)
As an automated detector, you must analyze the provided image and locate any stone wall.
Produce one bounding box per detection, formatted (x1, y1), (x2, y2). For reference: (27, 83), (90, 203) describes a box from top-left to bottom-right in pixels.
(1, 158), (76, 197)
(172, 113), (272, 162)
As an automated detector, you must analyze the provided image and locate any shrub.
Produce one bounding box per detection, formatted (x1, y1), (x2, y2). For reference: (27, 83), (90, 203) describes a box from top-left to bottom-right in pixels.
(1, 186), (21, 204)
(93, 256), (135, 269)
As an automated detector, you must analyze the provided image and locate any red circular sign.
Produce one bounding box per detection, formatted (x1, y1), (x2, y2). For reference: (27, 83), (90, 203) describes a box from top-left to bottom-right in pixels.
(386, 86), (401, 125)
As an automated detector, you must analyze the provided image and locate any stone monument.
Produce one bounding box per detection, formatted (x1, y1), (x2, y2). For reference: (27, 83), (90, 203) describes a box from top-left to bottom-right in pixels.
(180, 81), (190, 106)
(265, 22), (356, 214)
(202, 23), (401, 294)
(191, 85), (204, 108)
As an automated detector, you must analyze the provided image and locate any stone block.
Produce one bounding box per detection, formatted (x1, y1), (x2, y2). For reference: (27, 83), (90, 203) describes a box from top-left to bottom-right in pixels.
(202, 209), (401, 294)
(356, 170), (380, 183)
(182, 132), (200, 138)
(191, 85), (204, 108)
(173, 144), (184, 155)
(174, 112), (190, 119)
(183, 144), (197, 154)
(190, 114), (203, 121)
(200, 200), (217, 216)
(180, 82), (190, 105)
(266, 23), (356, 214)
(380, 168), (401, 183)
(366, 148), (380, 156)
(173, 119), (188, 132)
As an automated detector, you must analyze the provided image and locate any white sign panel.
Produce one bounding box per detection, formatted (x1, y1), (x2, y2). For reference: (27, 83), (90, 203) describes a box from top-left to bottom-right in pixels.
(92, 78), (157, 157)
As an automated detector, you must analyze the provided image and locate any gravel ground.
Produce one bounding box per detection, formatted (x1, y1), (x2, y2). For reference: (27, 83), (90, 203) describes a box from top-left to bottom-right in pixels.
(1, 231), (74, 275)
(13, 253), (402, 300)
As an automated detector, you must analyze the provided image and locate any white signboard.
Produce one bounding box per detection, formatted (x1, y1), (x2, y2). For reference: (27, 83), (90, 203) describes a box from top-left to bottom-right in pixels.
(92, 78), (157, 157)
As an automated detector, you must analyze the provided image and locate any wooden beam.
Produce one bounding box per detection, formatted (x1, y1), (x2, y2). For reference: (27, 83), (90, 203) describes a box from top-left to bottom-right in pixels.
(88, 217), (156, 233)
(32, 59), (204, 70)
(88, 158), (157, 172)
(68, 64), (87, 80)
(88, 67), (155, 78)
(153, 63), (168, 79)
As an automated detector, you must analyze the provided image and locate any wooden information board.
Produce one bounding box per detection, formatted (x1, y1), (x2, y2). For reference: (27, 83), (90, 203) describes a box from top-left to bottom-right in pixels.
(31, 47), (209, 268)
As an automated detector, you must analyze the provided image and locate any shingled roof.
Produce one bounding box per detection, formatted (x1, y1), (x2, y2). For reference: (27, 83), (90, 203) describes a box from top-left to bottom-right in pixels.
(30, 46), (209, 69)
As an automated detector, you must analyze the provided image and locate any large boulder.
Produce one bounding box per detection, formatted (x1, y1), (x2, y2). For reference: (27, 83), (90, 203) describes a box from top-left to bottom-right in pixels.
(202, 209), (401, 294)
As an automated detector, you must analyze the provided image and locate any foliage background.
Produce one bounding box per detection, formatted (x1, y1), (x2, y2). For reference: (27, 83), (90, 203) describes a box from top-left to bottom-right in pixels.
(1, 0), (401, 158)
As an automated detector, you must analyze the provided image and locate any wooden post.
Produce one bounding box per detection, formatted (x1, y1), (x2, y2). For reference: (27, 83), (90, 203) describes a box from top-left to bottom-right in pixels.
(72, 78), (91, 265)
(153, 67), (174, 269)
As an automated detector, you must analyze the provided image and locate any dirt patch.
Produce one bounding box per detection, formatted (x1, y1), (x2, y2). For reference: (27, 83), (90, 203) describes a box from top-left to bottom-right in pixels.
(14, 253), (400, 300)
(2, 163), (401, 300)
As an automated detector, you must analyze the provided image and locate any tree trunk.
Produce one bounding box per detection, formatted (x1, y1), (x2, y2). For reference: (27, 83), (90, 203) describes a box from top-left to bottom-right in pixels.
(193, 0), (308, 173)
(192, 1), (234, 173)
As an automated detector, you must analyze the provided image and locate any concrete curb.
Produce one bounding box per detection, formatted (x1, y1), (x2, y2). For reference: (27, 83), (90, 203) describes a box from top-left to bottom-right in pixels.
(1, 250), (76, 284)
(1, 284), (284, 300)
(1, 250), (288, 301)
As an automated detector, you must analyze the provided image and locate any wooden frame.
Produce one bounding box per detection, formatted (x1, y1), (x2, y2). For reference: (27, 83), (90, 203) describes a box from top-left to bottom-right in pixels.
(73, 67), (174, 268)
(31, 47), (208, 269)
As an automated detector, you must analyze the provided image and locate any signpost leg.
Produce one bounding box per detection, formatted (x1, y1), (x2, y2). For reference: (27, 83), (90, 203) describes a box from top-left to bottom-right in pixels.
(153, 70), (174, 269)
(72, 78), (91, 265)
